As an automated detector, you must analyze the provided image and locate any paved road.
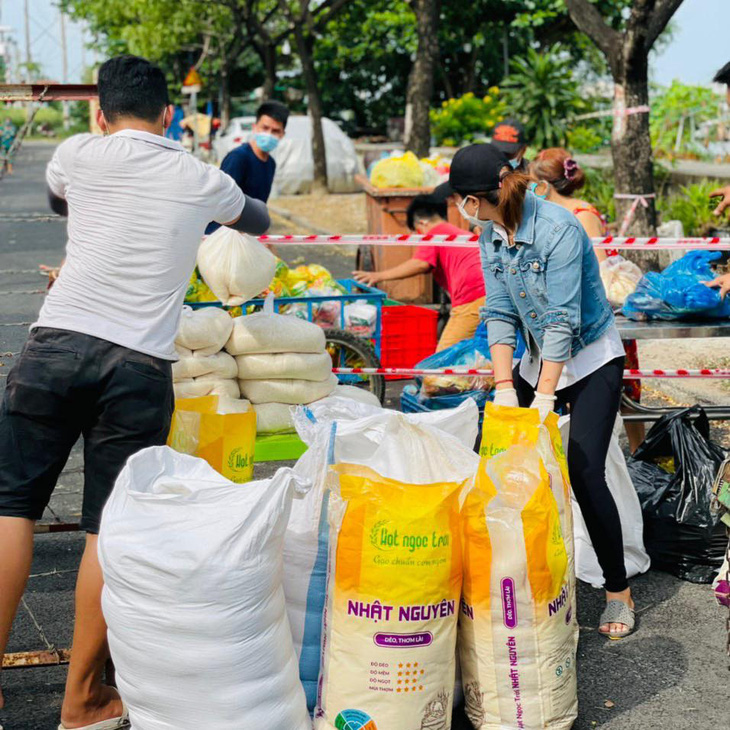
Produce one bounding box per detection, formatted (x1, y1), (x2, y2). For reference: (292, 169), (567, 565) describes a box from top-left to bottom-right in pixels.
(0, 143), (727, 730)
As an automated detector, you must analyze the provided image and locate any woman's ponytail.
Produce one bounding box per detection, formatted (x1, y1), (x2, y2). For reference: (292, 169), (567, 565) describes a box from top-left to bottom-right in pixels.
(497, 171), (530, 232)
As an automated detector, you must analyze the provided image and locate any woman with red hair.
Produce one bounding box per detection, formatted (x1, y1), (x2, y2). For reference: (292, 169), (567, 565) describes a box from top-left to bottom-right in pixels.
(529, 148), (645, 453)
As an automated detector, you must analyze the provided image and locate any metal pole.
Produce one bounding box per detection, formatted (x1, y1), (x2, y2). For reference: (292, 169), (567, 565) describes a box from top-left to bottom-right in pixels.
(23, 0), (31, 75)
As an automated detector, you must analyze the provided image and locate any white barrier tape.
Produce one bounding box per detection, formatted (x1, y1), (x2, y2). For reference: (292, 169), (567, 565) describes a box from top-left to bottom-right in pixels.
(572, 105), (650, 121)
(615, 193), (657, 237)
(333, 367), (730, 379)
(256, 234), (730, 250)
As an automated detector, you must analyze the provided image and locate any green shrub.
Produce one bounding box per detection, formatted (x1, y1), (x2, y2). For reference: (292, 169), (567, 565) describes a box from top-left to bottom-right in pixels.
(430, 89), (506, 147)
(501, 44), (586, 149)
(582, 167), (616, 223)
(566, 124), (606, 153)
(658, 179), (727, 236)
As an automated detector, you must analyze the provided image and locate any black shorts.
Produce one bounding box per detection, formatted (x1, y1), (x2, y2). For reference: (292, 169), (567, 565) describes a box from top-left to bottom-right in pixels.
(0, 327), (174, 533)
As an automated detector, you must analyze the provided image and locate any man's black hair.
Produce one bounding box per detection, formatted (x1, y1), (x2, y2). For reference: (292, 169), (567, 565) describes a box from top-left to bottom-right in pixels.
(714, 61), (730, 86)
(256, 100), (290, 128)
(98, 55), (169, 123)
(407, 194), (448, 231)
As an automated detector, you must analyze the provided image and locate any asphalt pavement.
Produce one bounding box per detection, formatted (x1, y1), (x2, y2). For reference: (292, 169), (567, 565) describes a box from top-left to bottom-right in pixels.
(0, 142), (727, 730)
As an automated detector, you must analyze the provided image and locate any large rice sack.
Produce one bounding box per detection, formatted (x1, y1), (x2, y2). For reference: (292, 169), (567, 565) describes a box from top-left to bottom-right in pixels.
(315, 461), (468, 730)
(289, 401), (480, 714)
(99, 446), (312, 730)
(460, 404), (578, 730)
(172, 351), (238, 381)
(197, 226), (277, 306)
(237, 351), (332, 381)
(240, 373), (337, 405)
(175, 306), (234, 356)
(226, 308), (326, 356)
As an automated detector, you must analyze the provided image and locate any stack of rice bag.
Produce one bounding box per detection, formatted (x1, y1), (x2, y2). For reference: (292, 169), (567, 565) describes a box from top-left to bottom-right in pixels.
(173, 307), (240, 400)
(225, 304), (338, 435)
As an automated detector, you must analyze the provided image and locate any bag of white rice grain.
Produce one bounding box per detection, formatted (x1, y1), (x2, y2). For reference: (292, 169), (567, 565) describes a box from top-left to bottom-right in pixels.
(197, 226), (277, 306)
(225, 298), (326, 356)
(237, 351), (332, 381)
(240, 373), (337, 405)
(459, 404), (578, 730)
(175, 306), (234, 356)
(315, 461), (469, 730)
(173, 351), (238, 381)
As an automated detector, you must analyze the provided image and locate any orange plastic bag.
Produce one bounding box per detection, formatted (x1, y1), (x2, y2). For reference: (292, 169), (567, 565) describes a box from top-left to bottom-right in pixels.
(167, 396), (256, 483)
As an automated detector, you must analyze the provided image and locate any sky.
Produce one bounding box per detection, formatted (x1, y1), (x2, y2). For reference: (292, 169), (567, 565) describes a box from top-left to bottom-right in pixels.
(1, 0), (728, 87)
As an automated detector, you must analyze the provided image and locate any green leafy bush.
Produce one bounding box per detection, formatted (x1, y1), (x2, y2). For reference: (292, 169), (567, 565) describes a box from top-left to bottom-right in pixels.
(501, 44), (586, 149)
(582, 167), (616, 222)
(658, 180), (726, 236)
(566, 124), (607, 153)
(429, 89), (506, 147)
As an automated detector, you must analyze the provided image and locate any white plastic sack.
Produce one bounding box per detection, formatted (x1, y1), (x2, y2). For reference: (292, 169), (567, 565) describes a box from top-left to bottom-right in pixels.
(240, 373), (337, 405)
(226, 312), (326, 357)
(173, 351), (238, 381)
(288, 402), (480, 713)
(99, 446), (311, 730)
(173, 380), (211, 399)
(599, 255), (643, 306)
(332, 385), (382, 408)
(271, 116), (362, 196)
(237, 351), (332, 381)
(559, 415), (651, 586)
(175, 306), (234, 356)
(197, 226), (277, 307)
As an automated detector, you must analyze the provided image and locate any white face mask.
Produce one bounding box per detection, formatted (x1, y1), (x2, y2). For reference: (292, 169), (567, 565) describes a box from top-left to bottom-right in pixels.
(458, 196), (491, 229)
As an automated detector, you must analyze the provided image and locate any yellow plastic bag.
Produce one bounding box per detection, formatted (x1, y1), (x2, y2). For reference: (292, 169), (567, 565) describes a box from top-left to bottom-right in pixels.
(370, 151), (425, 189)
(167, 395), (256, 483)
(315, 463), (465, 730)
(460, 404), (578, 730)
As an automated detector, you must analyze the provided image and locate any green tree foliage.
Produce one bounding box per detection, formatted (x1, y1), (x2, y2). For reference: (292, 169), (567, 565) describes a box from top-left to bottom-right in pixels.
(429, 89), (506, 146)
(658, 180), (728, 236)
(501, 45), (585, 149)
(650, 81), (723, 158)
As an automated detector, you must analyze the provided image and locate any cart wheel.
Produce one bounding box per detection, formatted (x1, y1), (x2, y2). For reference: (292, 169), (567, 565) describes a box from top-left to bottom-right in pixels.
(356, 245), (375, 272)
(324, 328), (386, 404)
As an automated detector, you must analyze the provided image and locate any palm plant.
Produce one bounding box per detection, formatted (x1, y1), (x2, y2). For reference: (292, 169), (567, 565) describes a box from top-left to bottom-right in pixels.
(501, 44), (586, 149)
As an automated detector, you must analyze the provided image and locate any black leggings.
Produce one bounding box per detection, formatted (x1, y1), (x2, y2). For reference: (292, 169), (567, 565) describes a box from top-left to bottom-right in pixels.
(514, 356), (628, 592)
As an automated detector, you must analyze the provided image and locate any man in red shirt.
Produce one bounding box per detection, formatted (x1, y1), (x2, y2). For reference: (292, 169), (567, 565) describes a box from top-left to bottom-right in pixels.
(353, 186), (484, 351)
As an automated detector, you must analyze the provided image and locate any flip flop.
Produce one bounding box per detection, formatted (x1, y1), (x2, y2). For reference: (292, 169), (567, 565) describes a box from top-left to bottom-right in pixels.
(598, 599), (635, 640)
(57, 703), (129, 730)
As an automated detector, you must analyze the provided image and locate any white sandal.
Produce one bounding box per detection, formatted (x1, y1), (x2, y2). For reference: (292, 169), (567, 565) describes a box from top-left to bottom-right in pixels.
(58, 702), (129, 730)
(598, 599), (635, 640)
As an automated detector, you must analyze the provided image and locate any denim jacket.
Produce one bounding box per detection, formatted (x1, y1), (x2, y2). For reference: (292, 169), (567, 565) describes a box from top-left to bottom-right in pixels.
(480, 192), (614, 362)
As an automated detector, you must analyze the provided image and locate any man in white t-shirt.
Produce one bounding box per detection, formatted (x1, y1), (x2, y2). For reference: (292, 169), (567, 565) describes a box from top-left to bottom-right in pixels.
(0, 55), (270, 729)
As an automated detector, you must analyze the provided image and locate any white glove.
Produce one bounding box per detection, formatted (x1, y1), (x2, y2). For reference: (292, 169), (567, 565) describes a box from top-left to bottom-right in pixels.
(493, 387), (519, 408)
(530, 391), (557, 422)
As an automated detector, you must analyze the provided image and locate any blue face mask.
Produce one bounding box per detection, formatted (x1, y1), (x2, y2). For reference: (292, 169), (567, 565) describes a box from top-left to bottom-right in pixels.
(508, 157), (521, 169)
(253, 132), (280, 153)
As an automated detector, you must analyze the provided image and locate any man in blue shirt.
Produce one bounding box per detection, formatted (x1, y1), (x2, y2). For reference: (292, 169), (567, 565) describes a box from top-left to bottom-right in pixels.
(206, 100), (289, 235)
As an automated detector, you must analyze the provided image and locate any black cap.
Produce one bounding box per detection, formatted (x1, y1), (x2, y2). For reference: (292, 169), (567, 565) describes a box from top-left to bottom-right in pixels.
(448, 143), (510, 195)
(432, 181), (454, 201)
(491, 118), (527, 155)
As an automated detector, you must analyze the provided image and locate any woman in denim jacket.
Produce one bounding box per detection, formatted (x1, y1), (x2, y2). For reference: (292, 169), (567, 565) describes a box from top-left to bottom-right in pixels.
(449, 143), (635, 639)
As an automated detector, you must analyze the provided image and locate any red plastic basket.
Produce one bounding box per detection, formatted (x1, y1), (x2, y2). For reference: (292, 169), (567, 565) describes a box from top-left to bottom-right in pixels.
(380, 305), (439, 380)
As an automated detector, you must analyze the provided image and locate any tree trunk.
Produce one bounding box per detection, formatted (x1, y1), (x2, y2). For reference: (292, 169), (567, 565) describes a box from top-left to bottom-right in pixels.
(293, 26), (328, 193)
(611, 53), (656, 237)
(404, 0), (439, 158)
(262, 42), (277, 100)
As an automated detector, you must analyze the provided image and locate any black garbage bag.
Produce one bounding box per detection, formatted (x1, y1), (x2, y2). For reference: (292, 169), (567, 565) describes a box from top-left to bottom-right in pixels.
(628, 406), (727, 583)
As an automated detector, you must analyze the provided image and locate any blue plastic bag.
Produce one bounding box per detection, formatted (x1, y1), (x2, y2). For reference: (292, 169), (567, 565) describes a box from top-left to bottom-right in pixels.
(623, 250), (730, 321)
